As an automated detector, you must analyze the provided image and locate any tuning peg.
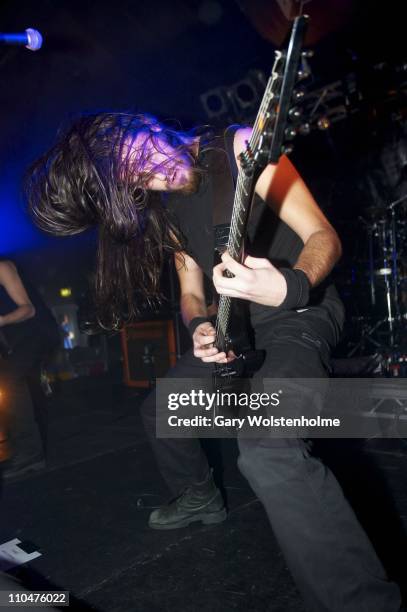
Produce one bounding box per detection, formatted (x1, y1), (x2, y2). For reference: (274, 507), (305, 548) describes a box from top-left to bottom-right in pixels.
(284, 128), (297, 141)
(288, 107), (302, 121)
(292, 89), (305, 101)
(281, 144), (294, 156)
(302, 50), (314, 58)
(298, 123), (311, 136)
(297, 68), (311, 80)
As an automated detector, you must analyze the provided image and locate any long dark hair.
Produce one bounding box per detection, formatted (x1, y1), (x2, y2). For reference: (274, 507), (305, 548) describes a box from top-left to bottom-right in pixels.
(25, 112), (203, 329)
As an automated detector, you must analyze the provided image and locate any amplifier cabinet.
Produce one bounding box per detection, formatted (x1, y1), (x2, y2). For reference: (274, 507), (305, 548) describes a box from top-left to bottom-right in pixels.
(121, 320), (177, 388)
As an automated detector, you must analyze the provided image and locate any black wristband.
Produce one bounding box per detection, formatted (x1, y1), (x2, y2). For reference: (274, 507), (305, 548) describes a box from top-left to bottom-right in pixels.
(188, 316), (216, 338)
(279, 268), (311, 310)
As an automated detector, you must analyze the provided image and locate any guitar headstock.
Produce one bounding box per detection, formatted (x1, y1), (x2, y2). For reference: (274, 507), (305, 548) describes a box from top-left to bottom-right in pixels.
(239, 15), (312, 174)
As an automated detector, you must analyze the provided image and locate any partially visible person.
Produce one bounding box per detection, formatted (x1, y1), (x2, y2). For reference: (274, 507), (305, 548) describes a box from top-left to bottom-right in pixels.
(60, 314), (74, 349)
(0, 259), (60, 479)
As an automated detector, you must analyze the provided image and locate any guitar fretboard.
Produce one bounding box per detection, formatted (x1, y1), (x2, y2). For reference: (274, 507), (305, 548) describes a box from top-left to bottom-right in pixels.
(215, 53), (284, 351)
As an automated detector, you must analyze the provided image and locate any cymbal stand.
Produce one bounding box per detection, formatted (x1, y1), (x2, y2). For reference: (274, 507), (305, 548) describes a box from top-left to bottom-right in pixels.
(378, 217), (394, 345)
(389, 193), (407, 318)
(348, 195), (407, 358)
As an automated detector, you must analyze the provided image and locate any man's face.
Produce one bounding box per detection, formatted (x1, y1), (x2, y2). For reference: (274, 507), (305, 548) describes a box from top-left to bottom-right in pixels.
(125, 131), (197, 192)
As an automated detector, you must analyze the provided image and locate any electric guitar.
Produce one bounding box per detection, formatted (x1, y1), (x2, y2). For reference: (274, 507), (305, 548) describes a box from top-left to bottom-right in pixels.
(213, 15), (311, 385)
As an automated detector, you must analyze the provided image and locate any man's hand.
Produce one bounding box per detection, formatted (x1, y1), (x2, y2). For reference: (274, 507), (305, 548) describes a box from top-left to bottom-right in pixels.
(213, 251), (287, 306)
(192, 321), (234, 364)
(0, 315), (5, 328)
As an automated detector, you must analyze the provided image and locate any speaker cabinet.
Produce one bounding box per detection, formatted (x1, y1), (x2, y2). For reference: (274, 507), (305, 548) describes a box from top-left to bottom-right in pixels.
(121, 320), (176, 387)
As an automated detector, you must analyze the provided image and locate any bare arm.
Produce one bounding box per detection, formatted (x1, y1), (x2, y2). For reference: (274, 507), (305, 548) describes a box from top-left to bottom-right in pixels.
(294, 228), (341, 286)
(175, 252), (228, 363)
(0, 261), (35, 327)
(175, 251), (208, 326)
(233, 128), (342, 287)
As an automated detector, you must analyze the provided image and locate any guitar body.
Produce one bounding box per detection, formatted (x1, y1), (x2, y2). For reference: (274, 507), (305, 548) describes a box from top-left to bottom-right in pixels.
(214, 298), (265, 381)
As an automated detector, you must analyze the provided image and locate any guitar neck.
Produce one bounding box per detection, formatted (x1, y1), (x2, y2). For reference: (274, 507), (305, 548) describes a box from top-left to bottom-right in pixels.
(214, 67), (281, 351)
(214, 15), (309, 353)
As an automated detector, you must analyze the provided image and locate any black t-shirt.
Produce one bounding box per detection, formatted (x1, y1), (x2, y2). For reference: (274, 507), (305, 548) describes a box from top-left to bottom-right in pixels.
(165, 141), (235, 279)
(164, 130), (345, 343)
(0, 264), (58, 350)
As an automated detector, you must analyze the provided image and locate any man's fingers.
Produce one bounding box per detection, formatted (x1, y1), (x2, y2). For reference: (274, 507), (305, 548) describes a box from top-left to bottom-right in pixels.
(194, 334), (216, 347)
(195, 323), (215, 336)
(194, 344), (217, 356)
(218, 255), (252, 279)
(201, 352), (229, 363)
(193, 347), (236, 363)
(213, 271), (252, 296)
(242, 255), (272, 269)
(197, 329), (215, 338)
(194, 349), (228, 363)
(193, 325), (215, 346)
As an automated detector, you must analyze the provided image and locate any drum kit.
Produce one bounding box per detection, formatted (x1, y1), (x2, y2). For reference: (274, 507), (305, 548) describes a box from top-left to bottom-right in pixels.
(345, 194), (406, 375)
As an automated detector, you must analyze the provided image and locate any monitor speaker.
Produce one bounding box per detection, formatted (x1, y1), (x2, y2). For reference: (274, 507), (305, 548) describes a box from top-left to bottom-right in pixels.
(121, 320), (177, 387)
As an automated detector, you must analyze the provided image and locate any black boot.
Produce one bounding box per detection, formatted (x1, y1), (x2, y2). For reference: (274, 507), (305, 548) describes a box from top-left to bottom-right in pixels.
(148, 470), (227, 530)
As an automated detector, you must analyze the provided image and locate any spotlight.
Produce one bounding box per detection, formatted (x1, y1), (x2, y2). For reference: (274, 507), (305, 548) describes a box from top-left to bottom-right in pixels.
(60, 287), (72, 298)
(317, 117), (330, 130)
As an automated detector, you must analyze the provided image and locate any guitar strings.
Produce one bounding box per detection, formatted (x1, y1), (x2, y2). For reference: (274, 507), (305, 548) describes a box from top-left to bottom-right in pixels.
(215, 52), (283, 352)
(215, 47), (295, 386)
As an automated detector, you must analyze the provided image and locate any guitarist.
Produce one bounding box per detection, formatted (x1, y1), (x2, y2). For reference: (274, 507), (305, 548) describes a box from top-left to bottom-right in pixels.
(26, 113), (402, 612)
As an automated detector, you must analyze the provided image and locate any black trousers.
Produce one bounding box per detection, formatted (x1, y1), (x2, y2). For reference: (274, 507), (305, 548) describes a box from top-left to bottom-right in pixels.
(140, 311), (401, 612)
(0, 326), (59, 463)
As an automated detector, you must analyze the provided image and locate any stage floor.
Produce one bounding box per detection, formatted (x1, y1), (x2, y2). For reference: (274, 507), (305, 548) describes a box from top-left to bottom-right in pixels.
(1, 376), (406, 611)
